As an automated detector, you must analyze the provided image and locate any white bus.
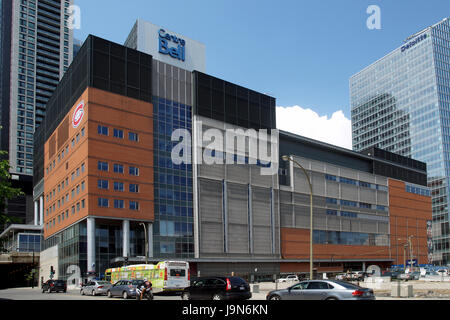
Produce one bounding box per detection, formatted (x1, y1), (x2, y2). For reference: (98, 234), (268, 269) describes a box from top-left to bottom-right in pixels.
(105, 261), (190, 292)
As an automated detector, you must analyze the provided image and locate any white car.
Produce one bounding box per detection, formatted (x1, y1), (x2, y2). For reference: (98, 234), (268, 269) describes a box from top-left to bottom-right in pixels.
(277, 275), (299, 283)
(437, 269), (449, 276)
(335, 274), (347, 281)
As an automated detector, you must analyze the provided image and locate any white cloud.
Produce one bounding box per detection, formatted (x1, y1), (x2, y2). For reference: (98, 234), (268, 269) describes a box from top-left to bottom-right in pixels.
(276, 105), (352, 150)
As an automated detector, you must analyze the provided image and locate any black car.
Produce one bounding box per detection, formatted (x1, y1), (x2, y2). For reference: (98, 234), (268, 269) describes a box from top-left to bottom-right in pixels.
(382, 271), (402, 280)
(42, 280), (67, 293)
(181, 276), (252, 301)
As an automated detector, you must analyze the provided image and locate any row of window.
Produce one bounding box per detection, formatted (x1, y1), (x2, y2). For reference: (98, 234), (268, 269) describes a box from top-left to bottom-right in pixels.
(313, 230), (388, 247)
(98, 180), (140, 193)
(98, 198), (140, 211)
(16, 17), (36, 173)
(325, 197), (388, 211)
(46, 181), (86, 216)
(98, 125), (139, 142)
(46, 126), (86, 175)
(46, 199), (86, 231)
(406, 184), (431, 197)
(97, 161), (140, 176)
(325, 174), (389, 191)
(47, 162), (85, 203)
(326, 209), (389, 222)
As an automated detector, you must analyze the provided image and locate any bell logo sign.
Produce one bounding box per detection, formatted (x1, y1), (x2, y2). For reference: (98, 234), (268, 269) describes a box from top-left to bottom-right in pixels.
(158, 29), (185, 62)
(72, 101), (85, 128)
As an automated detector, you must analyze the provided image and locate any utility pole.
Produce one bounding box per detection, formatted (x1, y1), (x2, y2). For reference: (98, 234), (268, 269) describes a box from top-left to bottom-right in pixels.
(403, 244), (407, 272)
(408, 236), (414, 271)
(140, 223), (148, 265)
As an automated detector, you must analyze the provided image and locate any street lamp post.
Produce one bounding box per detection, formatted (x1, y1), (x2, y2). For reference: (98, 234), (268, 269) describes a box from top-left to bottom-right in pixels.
(282, 155), (314, 280)
(140, 223), (148, 265)
(408, 235), (414, 271)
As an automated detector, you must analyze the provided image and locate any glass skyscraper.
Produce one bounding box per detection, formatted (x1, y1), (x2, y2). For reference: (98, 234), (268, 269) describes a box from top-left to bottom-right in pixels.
(351, 18), (450, 265)
(0, 0), (74, 229)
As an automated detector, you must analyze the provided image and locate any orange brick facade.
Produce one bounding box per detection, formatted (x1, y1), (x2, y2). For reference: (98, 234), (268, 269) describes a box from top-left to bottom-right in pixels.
(389, 179), (432, 266)
(43, 87), (154, 239)
(279, 178), (432, 273)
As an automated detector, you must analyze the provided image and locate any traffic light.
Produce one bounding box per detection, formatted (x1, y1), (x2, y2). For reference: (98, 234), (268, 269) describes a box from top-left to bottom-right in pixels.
(50, 266), (55, 279)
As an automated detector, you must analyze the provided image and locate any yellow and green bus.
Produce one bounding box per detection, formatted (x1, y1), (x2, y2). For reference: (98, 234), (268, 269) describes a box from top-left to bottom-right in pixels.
(105, 261), (190, 292)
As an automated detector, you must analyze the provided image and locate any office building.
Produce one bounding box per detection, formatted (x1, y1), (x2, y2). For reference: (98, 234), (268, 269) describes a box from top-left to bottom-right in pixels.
(33, 21), (431, 282)
(0, 0), (74, 228)
(351, 18), (450, 265)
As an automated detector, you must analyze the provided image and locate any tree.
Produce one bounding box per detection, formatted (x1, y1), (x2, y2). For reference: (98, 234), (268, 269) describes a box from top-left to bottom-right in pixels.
(0, 149), (24, 226)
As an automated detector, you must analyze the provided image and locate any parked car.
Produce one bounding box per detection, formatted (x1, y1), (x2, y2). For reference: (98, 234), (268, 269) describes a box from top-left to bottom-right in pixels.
(107, 280), (143, 299)
(42, 280), (67, 293)
(423, 270), (441, 280)
(437, 269), (449, 276)
(181, 276), (251, 301)
(352, 271), (369, 281)
(276, 275), (299, 283)
(80, 280), (112, 296)
(398, 271), (421, 281)
(335, 273), (347, 281)
(266, 280), (375, 301)
(381, 271), (401, 280)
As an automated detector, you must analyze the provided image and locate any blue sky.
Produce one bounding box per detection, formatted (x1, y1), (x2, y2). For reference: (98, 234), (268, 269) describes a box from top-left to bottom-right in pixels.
(73, 0), (450, 148)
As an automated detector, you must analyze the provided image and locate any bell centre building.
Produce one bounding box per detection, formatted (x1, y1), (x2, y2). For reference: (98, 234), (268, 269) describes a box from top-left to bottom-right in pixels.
(33, 20), (432, 282)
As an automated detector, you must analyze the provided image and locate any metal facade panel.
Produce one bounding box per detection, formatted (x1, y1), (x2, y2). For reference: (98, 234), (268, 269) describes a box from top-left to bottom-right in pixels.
(326, 181), (339, 198)
(341, 184), (359, 201)
(360, 188), (377, 203)
(198, 179), (223, 254)
(311, 172), (326, 196)
(227, 164), (250, 184)
(198, 164), (225, 180)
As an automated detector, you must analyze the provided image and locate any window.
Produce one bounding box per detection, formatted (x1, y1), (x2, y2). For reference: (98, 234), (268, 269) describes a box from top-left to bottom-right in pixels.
(341, 200), (358, 207)
(340, 177), (358, 186)
(114, 182), (124, 191)
(114, 164), (124, 173)
(114, 199), (124, 209)
(98, 125), (108, 135)
(98, 198), (109, 208)
(306, 282), (330, 290)
(326, 198), (338, 205)
(129, 166), (139, 176)
(325, 174), (337, 182)
(359, 202), (372, 209)
(129, 184), (139, 193)
(130, 201), (139, 210)
(98, 180), (109, 190)
(341, 211), (358, 218)
(98, 161), (108, 171)
(359, 181), (372, 188)
(129, 132), (139, 141)
(113, 129), (124, 139)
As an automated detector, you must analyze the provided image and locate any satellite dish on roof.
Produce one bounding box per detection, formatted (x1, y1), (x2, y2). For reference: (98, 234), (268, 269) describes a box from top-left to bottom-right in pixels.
(366, 265), (381, 277)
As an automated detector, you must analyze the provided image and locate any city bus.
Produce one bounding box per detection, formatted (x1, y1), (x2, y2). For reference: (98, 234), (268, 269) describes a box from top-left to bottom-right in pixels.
(104, 261), (190, 292)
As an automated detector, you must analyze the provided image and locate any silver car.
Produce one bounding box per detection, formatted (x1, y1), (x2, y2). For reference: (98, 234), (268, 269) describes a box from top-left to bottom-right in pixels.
(80, 280), (112, 296)
(107, 280), (142, 299)
(266, 280), (375, 300)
